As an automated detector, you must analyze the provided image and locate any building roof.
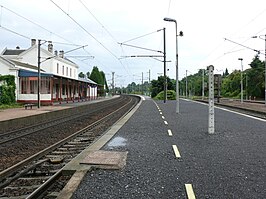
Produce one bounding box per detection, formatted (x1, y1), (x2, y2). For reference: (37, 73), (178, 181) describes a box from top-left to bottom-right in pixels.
(10, 59), (45, 72)
(2, 49), (26, 55)
(78, 77), (97, 85)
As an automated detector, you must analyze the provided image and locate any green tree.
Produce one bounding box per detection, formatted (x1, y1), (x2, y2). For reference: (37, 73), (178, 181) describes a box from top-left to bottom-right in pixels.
(221, 70), (241, 97)
(150, 76), (174, 98)
(89, 66), (109, 96)
(246, 55), (264, 98)
(180, 69), (207, 97)
(223, 68), (229, 77)
(100, 71), (109, 93)
(89, 66), (103, 84)
(86, 72), (90, 79)
(78, 72), (85, 78)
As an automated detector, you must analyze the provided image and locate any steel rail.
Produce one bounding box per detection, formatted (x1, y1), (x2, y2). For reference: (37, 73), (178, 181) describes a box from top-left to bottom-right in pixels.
(26, 96), (139, 199)
(0, 97), (125, 145)
(0, 96), (138, 191)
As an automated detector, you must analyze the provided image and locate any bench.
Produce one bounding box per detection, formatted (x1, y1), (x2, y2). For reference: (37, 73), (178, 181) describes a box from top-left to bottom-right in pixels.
(24, 103), (36, 109)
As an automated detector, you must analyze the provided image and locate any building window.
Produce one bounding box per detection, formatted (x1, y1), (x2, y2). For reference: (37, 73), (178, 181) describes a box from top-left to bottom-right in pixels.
(57, 63), (59, 74)
(62, 84), (65, 95)
(20, 77), (51, 94)
(20, 77), (28, 94)
(70, 68), (72, 77)
(29, 77), (38, 94)
(66, 67), (68, 76)
(41, 77), (51, 94)
(62, 65), (64, 75)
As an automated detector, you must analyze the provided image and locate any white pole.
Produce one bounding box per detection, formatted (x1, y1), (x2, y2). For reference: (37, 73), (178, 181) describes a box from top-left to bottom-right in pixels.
(239, 58), (243, 103)
(208, 65), (215, 134)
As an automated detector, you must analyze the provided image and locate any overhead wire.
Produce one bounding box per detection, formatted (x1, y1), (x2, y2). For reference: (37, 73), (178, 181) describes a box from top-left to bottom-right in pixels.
(50, 0), (119, 60)
(79, 0), (133, 77)
(199, 8), (266, 69)
(122, 29), (162, 44)
(50, 0), (133, 80)
(0, 4), (80, 46)
(0, 25), (31, 40)
(0, 3), (122, 74)
(78, 0), (118, 43)
(0, 4), (105, 75)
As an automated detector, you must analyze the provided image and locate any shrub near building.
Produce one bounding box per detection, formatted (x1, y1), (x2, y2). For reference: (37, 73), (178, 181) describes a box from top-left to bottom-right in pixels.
(0, 75), (16, 105)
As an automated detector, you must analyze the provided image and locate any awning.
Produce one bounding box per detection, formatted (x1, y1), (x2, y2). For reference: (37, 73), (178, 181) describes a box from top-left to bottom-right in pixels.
(18, 69), (53, 77)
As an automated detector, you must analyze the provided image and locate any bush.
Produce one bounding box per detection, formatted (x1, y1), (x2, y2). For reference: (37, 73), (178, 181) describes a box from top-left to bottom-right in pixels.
(154, 90), (176, 100)
(0, 75), (16, 105)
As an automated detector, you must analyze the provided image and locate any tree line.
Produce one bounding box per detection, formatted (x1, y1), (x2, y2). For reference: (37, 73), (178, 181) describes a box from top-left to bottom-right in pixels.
(123, 55), (265, 100)
(79, 66), (109, 95)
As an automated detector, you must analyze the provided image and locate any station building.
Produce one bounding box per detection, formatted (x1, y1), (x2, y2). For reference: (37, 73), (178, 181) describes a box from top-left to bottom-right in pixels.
(0, 39), (98, 105)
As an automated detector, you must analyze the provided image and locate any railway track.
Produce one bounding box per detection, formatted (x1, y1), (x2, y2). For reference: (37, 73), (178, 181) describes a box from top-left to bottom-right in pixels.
(195, 98), (266, 119)
(0, 95), (140, 198)
(0, 96), (128, 145)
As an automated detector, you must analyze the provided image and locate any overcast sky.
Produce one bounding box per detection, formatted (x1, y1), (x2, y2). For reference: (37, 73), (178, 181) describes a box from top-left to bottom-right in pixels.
(0, 0), (265, 87)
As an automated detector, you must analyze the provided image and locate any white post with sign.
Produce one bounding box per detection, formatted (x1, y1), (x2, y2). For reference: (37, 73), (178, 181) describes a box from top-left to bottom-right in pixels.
(208, 65), (215, 134)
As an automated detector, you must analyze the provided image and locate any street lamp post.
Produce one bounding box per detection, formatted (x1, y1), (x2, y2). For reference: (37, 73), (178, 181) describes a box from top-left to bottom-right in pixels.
(163, 17), (182, 113)
(238, 58), (243, 103)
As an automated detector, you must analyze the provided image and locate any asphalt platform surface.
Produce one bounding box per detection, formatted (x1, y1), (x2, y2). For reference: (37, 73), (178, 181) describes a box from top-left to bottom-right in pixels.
(72, 97), (266, 199)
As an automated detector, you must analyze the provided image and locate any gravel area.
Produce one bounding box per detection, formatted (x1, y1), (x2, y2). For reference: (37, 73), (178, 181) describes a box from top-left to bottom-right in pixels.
(72, 98), (266, 199)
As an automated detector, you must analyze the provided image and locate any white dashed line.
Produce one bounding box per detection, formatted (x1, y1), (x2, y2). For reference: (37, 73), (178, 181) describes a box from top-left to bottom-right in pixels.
(172, 145), (181, 158)
(162, 116), (165, 119)
(168, 129), (172, 136)
(185, 184), (196, 199)
(164, 121), (168, 125)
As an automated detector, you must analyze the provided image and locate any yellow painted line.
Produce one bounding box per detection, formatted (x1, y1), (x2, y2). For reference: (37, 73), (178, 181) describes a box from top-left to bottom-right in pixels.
(185, 184), (196, 199)
(162, 116), (165, 119)
(168, 129), (172, 136)
(164, 121), (168, 125)
(172, 145), (181, 158)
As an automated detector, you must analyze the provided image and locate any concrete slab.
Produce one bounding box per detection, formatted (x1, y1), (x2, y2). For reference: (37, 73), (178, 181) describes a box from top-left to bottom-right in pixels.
(80, 150), (128, 170)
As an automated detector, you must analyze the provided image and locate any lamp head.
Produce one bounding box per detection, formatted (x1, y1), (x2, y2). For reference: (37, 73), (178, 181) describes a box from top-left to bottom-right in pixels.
(163, 17), (176, 22)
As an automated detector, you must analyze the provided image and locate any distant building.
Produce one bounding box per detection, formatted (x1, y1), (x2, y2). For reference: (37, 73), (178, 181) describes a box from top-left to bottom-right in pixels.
(0, 39), (97, 105)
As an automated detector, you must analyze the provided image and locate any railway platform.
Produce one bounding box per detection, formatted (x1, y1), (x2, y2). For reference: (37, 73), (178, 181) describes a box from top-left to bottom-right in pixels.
(60, 97), (266, 198)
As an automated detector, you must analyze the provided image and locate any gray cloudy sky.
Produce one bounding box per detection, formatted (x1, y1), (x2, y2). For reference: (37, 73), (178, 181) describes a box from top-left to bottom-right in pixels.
(0, 0), (265, 87)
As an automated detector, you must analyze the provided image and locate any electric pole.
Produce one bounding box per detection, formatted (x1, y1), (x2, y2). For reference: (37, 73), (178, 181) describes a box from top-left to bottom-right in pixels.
(112, 72), (115, 95)
(163, 27), (166, 103)
(37, 39), (41, 108)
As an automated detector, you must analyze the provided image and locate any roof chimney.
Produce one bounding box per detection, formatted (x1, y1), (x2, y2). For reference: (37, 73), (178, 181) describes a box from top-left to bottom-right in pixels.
(31, 39), (36, 46)
(54, 50), (58, 56)
(16, 46), (20, 49)
(59, 50), (64, 58)
(48, 41), (53, 53)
